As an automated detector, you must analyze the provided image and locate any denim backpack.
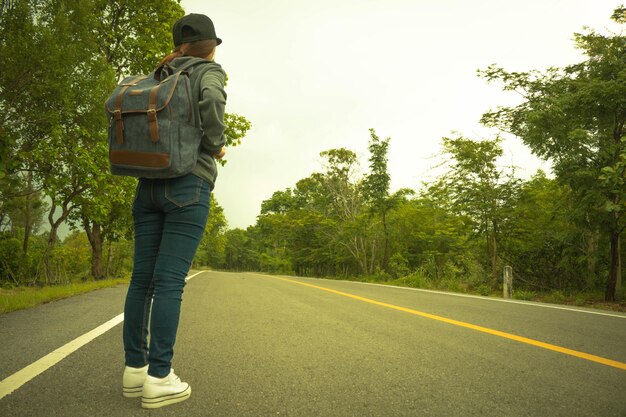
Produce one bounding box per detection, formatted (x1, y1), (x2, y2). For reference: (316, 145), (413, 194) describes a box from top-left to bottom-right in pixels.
(105, 58), (211, 178)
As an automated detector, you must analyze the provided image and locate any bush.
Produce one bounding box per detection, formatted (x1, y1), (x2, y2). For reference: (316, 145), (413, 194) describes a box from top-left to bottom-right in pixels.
(393, 270), (427, 288)
(259, 253), (293, 275)
(388, 253), (410, 278)
(106, 240), (134, 279)
(0, 236), (22, 285)
(477, 284), (491, 296)
(543, 290), (566, 304)
(513, 290), (536, 301)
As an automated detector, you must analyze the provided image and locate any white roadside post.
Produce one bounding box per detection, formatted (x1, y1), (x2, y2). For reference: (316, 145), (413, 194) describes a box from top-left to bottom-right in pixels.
(503, 266), (513, 299)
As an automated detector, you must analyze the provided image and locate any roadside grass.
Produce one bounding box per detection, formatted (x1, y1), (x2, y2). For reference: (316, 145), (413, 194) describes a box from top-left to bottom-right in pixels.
(325, 272), (626, 313)
(0, 278), (130, 314)
(382, 276), (626, 312)
(531, 290), (626, 312)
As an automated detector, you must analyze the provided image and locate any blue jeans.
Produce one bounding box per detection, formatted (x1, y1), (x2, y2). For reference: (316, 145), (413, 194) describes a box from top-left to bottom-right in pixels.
(123, 173), (211, 378)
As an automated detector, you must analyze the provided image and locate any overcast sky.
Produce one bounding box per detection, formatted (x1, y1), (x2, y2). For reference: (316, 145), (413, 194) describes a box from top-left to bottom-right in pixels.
(181, 0), (622, 230)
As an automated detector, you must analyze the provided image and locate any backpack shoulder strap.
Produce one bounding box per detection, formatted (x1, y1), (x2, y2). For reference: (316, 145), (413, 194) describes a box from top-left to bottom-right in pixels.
(174, 57), (209, 74)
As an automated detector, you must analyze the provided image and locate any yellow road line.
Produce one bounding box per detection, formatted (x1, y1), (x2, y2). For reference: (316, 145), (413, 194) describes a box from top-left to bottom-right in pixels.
(266, 275), (626, 371)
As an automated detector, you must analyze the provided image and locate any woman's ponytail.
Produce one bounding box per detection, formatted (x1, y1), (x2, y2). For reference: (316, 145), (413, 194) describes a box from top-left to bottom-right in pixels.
(157, 39), (217, 67)
(158, 46), (185, 67)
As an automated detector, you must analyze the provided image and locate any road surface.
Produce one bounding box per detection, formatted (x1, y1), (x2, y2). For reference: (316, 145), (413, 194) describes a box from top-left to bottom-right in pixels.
(1, 271), (625, 416)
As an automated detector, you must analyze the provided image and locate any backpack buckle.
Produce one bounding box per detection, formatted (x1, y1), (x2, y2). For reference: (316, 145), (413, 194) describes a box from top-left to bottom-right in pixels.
(147, 109), (159, 143)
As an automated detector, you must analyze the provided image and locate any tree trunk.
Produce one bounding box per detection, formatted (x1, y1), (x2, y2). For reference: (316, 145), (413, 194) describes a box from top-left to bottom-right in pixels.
(44, 202), (63, 285)
(491, 221), (499, 287)
(606, 125), (624, 301)
(45, 200), (81, 282)
(105, 239), (113, 277)
(22, 171), (33, 255)
(43, 186), (83, 284)
(84, 219), (105, 280)
(583, 222), (598, 288)
(44, 226), (58, 285)
(367, 236), (376, 276)
(356, 236), (369, 275)
(605, 230), (620, 301)
(382, 210), (389, 270)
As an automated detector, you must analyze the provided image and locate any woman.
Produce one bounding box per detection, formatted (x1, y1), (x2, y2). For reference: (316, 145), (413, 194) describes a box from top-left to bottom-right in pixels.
(120, 13), (226, 409)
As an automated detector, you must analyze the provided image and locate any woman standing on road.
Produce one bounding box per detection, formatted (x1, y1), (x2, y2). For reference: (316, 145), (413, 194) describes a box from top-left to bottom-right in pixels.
(120, 13), (227, 409)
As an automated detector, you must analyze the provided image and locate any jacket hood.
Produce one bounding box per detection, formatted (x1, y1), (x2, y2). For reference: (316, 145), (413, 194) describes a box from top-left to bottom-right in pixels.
(167, 56), (220, 71)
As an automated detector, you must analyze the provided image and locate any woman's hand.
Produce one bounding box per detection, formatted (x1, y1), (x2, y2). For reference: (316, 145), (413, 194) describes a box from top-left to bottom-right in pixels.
(214, 147), (226, 160)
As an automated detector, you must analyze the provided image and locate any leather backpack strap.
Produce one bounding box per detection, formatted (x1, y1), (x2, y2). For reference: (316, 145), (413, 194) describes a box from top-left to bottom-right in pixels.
(113, 75), (148, 144)
(147, 85), (160, 143)
(173, 57), (208, 74)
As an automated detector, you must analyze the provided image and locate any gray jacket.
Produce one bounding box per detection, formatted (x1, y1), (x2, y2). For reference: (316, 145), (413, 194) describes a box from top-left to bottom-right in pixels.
(168, 56), (227, 189)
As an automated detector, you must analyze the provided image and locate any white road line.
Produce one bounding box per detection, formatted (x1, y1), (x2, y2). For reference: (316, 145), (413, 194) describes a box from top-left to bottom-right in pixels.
(0, 313), (124, 400)
(277, 275), (626, 319)
(0, 271), (206, 400)
(185, 270), (205, 282)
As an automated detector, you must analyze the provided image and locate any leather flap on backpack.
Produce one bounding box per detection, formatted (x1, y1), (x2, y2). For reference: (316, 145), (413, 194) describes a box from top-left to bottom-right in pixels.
(105, 72), (185, 115)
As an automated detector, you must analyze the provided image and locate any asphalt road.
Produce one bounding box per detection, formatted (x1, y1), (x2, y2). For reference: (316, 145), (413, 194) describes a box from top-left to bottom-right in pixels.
(0, 271), (625, 417)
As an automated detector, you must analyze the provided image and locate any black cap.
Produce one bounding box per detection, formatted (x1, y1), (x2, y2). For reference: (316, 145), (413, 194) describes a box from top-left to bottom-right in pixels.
(173, 13), (222, 47)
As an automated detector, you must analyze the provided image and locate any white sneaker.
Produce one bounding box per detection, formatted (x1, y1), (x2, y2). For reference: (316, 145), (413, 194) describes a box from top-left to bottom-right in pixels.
(141, 369), (191, 409)
(122, 365), (148, 398)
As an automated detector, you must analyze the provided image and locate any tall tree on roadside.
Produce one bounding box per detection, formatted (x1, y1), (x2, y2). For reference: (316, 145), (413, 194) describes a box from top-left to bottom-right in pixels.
(86, 0), (250, 278)
(75, 0), (184, 280)
(362, 129), (391, 269)
(1, 0), (116, 282)
(95, 0), (184, 77)
(318, 148), (378, 275)
(434, 136), (520, 286)
(480, 6), (626, 300)
(196, 198), (228, 269)
(362, 129), (414, 270)
(81, 0), (250, 278)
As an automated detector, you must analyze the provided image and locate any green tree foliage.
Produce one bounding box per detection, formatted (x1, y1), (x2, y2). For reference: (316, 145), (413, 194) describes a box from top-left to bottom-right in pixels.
(433, 136), (521, 286)
(363, 129), (392, 270)
(479, 7), (625, 300)
(505, 171), (598, 291)
(1, 0), (117, 282)
(229, 131), (410, 278)
(176, 8), (624, 306)
(95, 0), (184, 77)
(76, 0), (183, 280)
(0, 0), (251, 285)
(223, 228), (259, 271)
(387, 196), (473, 282)
(222, 132), (613, 298)
(196, 198), (228, 269)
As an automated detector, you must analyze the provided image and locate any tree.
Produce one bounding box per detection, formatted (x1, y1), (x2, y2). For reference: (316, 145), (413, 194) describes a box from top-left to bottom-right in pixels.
(505, 171), (595, 291)
(362, 128), (414, 271)
(88, 0), (250, 277)
(0, 0), (251, 284)
(480, 7), (626, 300)
(223, 228), (259, 271)
(318, 148), (379, 275)
(434, 136), (521, 286)
(0, 0), (118, 282)
(362, 129), (391, 269)
(196, 198), (228, 269)
(387, 196), (472, 281)
(75, 0), (184, 280)
(94, 0), (184, 77)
